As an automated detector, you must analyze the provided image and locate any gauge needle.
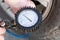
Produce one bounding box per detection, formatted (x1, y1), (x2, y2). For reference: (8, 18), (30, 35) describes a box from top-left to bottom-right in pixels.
(23, 15), (32, 22)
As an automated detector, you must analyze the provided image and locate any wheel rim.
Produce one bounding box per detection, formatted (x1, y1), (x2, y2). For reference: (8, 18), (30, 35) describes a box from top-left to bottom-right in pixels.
(0, 0), (53, 38)
(0, 0), (53, 21)
(34, 0), (53, 20)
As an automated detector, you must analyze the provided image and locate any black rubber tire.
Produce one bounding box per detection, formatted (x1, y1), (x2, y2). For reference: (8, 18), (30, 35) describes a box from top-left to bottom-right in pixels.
(29, 0), (60, 40)
(0, 0), (60, 40)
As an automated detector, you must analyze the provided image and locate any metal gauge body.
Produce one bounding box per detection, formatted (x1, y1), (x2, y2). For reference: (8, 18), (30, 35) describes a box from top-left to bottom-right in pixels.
(15, 7), (42, 31)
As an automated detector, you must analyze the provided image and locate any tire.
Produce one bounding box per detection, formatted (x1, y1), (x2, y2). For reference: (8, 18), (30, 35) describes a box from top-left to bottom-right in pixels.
(0, 0), (60, 40)
(29, 0), (60, 40)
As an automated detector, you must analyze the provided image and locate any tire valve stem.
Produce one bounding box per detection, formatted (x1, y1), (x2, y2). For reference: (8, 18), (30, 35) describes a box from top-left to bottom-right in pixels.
(14, 21), (16, 25)
(0, 18), (5, 27)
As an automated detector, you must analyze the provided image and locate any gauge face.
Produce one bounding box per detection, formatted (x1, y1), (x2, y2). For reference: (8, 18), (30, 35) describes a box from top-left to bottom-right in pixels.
(16, 8), (42, 29)
(17, 9), (38, 27)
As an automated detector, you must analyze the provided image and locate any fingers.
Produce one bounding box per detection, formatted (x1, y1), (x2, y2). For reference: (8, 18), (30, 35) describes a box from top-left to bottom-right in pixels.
(4, 0), (27, 8)
(4, 0), (27, 14)
(26, 1), (36, 8)
(12, 1), (36, 14)
(4, 0), (36, 14)
(0, 28), (6, 36)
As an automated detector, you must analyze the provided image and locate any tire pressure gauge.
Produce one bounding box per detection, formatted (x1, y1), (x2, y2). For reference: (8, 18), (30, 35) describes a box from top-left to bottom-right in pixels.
(15, 7), (42, 31)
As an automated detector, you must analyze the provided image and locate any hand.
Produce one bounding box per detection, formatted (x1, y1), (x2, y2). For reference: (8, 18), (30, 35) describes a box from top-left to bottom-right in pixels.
(5, 0), (36, 14)
(0, 28), (6, 40)
(0, 27), (6, 35)
(0, 21), (6, 40)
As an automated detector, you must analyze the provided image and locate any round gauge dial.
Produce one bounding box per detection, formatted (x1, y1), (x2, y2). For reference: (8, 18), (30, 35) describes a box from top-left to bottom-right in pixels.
(16, 8), (42, 29)
(18, 10), (38, 27)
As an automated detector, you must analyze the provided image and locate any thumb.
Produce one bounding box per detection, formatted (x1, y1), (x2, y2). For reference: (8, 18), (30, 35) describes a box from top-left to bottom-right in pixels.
(0, 28), (6, 36)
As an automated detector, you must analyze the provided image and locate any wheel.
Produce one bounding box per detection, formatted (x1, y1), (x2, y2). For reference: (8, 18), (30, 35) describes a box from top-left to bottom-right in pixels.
(0, 0), (53, 31)
(0, 0), (60, 40)
(29, 0), (60, 40)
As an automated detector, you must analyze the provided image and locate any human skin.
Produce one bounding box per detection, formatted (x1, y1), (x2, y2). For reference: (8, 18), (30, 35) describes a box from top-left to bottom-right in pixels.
(0, 0), (35, 40)
(5, 0), (36, 14)
(0, 28), (6, 40)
